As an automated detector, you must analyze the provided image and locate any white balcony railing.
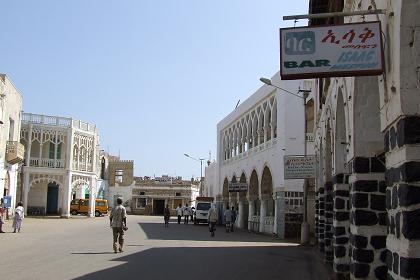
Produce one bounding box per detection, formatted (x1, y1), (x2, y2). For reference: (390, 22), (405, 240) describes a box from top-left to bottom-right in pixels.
(22, 113), (97, 133)
(29, 158), (64, 168)
(22, 113), (72, 127)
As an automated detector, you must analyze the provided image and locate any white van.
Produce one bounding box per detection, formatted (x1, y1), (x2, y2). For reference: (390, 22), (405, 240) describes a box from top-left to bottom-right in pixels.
(194, 199), (213, 224)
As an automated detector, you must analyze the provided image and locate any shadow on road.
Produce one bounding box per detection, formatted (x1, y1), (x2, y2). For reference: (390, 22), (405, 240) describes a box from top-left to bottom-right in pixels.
(72, 246), (329, 280)
(71, 252), (115, 255)
(138, 221), (280, 243)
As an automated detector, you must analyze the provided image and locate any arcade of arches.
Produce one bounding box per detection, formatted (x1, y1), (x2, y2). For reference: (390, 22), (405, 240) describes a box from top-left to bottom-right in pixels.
(221, 166), (276, 234)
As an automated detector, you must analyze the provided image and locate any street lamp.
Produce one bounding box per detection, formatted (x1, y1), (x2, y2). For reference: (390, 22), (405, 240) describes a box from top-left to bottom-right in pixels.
(260, 77), (311, 245)
(184, 153), (205, 196)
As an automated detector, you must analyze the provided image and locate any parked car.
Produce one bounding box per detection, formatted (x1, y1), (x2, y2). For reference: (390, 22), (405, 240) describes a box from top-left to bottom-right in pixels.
(70, 199), (108, 217)
(193, 196), (214, 224)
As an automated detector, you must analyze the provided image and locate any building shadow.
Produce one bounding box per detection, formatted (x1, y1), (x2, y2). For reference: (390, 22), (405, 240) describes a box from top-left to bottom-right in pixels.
(71, 252), (115, 255)
(72, 245), (330, 280)
(138, 222), (283, 243)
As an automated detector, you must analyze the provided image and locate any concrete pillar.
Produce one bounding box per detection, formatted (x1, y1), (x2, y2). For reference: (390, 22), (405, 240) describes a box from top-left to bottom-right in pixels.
(259, 199), (267, 233)
(61, 171), (72, 218)
(22, 171), (30, 215)
(238, 200), (245, 228)
(248, 200), (255, 229)
(88, 177), (95, 217)
(274, 192), (285, 238)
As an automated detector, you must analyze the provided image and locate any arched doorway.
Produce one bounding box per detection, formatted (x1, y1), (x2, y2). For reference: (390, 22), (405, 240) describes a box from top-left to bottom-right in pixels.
(46, 182), (59, 214)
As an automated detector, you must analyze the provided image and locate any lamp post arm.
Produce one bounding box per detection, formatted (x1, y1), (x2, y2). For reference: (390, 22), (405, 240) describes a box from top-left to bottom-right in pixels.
(266, 84), (305, 99)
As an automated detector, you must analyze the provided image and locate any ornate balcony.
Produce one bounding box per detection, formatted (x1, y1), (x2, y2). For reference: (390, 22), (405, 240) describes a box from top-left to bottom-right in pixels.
(29, 158), (64, 168)
(6, 141), (25, 164)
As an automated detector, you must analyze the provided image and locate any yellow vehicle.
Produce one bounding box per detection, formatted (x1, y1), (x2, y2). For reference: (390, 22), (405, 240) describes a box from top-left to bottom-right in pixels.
(70, 199), (109, 217)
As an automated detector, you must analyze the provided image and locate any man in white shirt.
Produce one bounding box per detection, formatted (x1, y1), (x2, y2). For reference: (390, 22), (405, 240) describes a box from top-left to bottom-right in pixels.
(183, 204), (191, 224)
(176, 204), (183, 224)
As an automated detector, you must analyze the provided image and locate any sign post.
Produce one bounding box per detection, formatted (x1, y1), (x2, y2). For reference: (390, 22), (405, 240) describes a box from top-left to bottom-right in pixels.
(280, 21), (384, 80)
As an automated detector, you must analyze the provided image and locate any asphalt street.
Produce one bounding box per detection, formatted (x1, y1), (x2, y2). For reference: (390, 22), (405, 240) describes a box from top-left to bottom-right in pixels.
(0, 215), (330, 280)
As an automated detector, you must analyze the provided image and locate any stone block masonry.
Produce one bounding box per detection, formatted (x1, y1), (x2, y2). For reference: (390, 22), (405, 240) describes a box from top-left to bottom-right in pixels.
(317, 187), (326, 253)
(348, 157), (387, 280)
(384, 115), (420, 280)
(333, 174), (350, 279)
(325, 181), (334, 265)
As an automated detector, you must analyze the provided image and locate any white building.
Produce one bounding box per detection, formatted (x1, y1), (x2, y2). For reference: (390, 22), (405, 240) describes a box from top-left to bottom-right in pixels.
(0, 74), (24, 214)
(20, 113), (101, 217)
(205, 72), (315, 238)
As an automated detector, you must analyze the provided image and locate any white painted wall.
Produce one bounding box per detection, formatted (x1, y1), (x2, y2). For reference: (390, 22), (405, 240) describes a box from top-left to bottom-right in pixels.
(0, 74), (23, 213)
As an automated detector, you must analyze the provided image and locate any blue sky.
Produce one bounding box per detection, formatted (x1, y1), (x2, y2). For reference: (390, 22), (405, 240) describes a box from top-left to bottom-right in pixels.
(1, 0), (308, 179)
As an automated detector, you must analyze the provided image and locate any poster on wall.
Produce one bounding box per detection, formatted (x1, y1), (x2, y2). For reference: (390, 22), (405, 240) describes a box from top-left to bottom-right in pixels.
(284, 155), (316, 179)
(280, 21), (384, 80)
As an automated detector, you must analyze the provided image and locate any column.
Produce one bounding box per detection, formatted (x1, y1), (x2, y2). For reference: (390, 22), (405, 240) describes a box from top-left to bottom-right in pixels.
(54, 130), (58, 167)
(26, 124), (33, 167)
(274, 191), (285, 238)
(384, 117), (420, 280)
(259, 199), (267, 233)
(317, 186), (326, 252)
(88, 177), (95, 217)
(332, 174), (351, 278)
(324, 181), (334, 265)
(257, 131), (262, 146)
(271, 123), (275, 139)
(238, 200), (245, 228)
(248, 200), (255, 230)
(61, 171), (72, 218)
(23, 171), (30, 215)
(39, 128), (43, 165)
(348, 157), (386, 280)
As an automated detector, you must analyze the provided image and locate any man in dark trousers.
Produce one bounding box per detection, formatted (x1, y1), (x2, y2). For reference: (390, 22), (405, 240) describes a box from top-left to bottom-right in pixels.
(110, 198), (127, 253)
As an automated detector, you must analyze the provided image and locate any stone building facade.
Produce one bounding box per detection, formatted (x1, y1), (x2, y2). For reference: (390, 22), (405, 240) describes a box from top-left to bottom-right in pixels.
(204, 72), (316, 237)
(310, 0), (420, 279)
(0, 74), (24, 215)
(20, 113), (101, 217)
(105, 159), (198, 215)
(107, 176), (198, 216)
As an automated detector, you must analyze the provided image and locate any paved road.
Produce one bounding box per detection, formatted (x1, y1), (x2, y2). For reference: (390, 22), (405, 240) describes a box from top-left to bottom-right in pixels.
(0, 215), (330, 280)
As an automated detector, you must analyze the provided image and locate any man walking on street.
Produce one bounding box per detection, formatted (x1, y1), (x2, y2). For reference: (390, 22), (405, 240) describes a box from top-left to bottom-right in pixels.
(176, 204), (183, 224)
(208, 204), (218, 237)
(110, 197), (127, 253)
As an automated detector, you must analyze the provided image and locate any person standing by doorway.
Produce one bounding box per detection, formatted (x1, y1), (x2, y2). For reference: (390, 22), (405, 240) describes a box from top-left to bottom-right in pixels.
(183, 203), (191, 224)
(12, 202), (24, 233)
(110, 197), (127, 253)
(176, 204), (183, 224)
(164, 205), (170, 227)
